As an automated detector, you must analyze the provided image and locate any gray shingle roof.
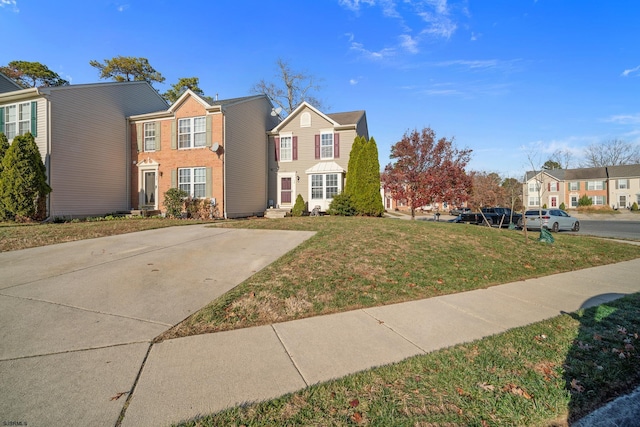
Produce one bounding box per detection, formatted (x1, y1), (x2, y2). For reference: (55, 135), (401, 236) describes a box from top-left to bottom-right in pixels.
(606, 164), (640, 178)
(564, 167), (607, 180)
(326, 110), (365, 126)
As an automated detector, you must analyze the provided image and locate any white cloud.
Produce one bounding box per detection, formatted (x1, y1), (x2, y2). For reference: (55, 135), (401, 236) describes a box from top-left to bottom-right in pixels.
(338, 0), (375, 12)
(349, 78), (360, 85)
(350, 41), (396, 60)
(117, 4), (130, 12)
(605, 113), (640, 124)
(399, 34), (419, 53)
(0, 0), (19, 12)
(621, 65), (640, 77)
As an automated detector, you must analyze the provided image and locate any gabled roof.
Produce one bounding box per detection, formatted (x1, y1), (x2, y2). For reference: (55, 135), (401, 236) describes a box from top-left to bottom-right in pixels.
(524, 169), (565, 182)
(606, 164), (640, 178)
(564, 167), (607, 180)
(270, 101), (365, 133)
(0, 71), (22, 93)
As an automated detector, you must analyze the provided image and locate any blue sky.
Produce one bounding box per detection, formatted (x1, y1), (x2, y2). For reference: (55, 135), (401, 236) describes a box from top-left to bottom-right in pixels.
(2, 0), (639, 178)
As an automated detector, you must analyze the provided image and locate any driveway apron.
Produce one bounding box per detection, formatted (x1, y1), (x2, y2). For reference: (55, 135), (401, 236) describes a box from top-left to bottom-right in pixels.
(0, 225), (315, 427)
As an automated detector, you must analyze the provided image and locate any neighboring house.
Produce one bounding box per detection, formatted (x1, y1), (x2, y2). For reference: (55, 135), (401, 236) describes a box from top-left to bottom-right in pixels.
(129, 90), (278, 218)
(0, 72), (22, 93)
(0, 81), (168, 218)
(524, 164), (640, 209)
(267, 102), (368, 212)
(523, 169), (566, 209)
(607, 164), (640, 209)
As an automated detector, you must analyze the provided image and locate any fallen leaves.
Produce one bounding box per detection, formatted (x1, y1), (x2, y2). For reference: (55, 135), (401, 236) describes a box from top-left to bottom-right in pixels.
(110, 391), (128, 401)
(570, 378), (585, 393)
(477, 382), (495, 392)
(502, 383), (533, 399)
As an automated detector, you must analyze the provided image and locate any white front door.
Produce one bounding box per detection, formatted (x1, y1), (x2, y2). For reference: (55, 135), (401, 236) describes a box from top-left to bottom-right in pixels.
(277, 172), (296, 208)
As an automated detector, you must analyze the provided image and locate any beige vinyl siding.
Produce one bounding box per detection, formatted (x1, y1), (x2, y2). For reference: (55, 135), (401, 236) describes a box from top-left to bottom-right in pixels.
(43, 82), (168, 217)
(269, 107), (356, 206)
(224, 96), (278, 218)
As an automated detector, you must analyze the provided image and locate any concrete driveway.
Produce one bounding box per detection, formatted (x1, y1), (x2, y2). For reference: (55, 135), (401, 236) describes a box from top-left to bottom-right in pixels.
(0, 225), (314, 427)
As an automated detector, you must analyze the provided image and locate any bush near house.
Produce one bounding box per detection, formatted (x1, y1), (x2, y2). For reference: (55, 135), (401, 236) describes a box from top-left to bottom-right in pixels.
(578, 194), (593, 207)
(163, 188), (188, 218)
(292, 194), (306, 217)
(631, 202), (638, 211)
(559, 202), (566, 210)
(326, 192), (356, 216)
(0, 132), (51, 221)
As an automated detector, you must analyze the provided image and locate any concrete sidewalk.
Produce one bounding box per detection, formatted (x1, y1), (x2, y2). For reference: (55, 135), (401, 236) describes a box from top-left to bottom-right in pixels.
(121, 257), (640, 427)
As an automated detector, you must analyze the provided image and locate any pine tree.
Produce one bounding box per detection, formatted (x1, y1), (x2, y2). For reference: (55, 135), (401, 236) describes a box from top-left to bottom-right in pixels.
(0, 133), (51, 220)
(0, 133), (9, 218)
(353, 137), (384, 216)
(345, 135), (365, 196)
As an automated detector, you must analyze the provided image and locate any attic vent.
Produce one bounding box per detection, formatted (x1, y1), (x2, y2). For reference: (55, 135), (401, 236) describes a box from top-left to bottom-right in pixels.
(300, 112), (311, 127)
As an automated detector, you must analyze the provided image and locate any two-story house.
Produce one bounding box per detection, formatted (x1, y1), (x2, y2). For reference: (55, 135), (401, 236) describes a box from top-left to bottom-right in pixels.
(267, 102), (368, 212)
(607, 164), (640, 209)
(129, 90), (278, 218)
(523, 169), (565, 209)
(0, 81), (169, 218)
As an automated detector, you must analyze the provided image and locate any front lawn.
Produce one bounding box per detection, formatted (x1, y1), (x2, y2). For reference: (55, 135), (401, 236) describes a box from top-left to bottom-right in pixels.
(160, 216), (640, 340)
(179, 292), (640, 426)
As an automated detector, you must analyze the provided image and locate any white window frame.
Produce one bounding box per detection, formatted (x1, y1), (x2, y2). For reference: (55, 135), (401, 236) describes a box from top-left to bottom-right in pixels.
(528, 196), (540, 207)
(279, 133), (292, 162)
(549, 182), (559, 192)
(178, 167), (206, 198)
(3, 102), (31, 141)
(618, 179), (629, 190)
(528, 182), (540, 193)
(587, 181), (604, 191)
(568, 181), (579, 191)
(591, 195), (605, 205)
(310, 173), (340, 200)
(144, 122), (156, 152)
(178, 116), (206, 149)
(320, 131), (333, 160)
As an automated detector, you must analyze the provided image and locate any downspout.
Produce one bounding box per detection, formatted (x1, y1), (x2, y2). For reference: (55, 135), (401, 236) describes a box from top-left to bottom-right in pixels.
(44, 94), (53, 222)
(125, 117), (131, 212)
(222, 113), (227, 219)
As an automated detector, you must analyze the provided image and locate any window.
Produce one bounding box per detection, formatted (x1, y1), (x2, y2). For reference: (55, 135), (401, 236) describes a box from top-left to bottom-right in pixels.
(320, 132), (333, 159)
(591, 195), (605, 205)
(311, 174), (339, 199)
(144, 123), (156, 151)
(568, 181), (579, 191)
(618, 179), (629, 189)
(587, 181), (604, 191)
(178, 167), (206, 198)
(528, 196), (540, 206)
(280, 135), (292, 161)
(570, 196), (578, 208)
(178, 116), (206, 149)
(300, 112), (311, 127)
(549, 182), (558, 192)
(528, 182), (540, 193)
(1, 102), (34, 141)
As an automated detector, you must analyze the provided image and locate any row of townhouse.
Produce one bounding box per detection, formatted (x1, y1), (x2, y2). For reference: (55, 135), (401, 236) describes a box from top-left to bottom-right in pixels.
(523, 164), (640, 210)
(0, 73), (369, 219)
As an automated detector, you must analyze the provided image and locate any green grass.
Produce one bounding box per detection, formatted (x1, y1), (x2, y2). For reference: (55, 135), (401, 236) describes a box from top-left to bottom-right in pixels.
(177, 292), (640, 427)
(160, 216), (640, 340)
(0, 217), (216, 252)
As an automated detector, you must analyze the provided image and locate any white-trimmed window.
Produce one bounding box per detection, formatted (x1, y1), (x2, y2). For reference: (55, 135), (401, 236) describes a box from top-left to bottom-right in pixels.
(549, 182), (559, 191)
(280, 135), (292, 162)
(618, 179), (629, 189)
(320, 132), (333, 159)
(570, 196), (578, 208)
(587, 181), (604, 191)
(591, 195), (605, 205)
(178, 167), (206, 198)
(568, 181), (579, 191)
(300, 112), (311, 127)
(1, 102), (34, 141)
(528, 196), (540, 206)
(528, 182), (540, 193)
(311, 173), (339, 200)
(178, 116), (206, 149)
(144, 122), (156, 151)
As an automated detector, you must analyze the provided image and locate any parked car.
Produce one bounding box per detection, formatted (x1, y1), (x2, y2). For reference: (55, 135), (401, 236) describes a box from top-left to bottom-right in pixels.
(458, 207), (522, 227)
(519, 209), (580, 232)
(449, 206), (471, 216)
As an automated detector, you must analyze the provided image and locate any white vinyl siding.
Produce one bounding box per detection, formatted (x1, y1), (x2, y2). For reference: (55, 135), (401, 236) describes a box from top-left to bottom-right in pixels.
(178, 116), (206, 149)
(179, 167), (206, 198)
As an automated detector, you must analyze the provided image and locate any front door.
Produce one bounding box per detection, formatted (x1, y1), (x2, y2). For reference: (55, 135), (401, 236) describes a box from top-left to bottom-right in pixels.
(143, 171), (157, 208)
(619, 195), (626, 209)
(550, 196), (558, 207)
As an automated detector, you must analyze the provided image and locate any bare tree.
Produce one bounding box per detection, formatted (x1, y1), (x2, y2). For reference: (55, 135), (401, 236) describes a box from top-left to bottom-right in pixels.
(251, 58), (324, 114)
(550, 148), (573, 169)
(582, 139), (640, 167)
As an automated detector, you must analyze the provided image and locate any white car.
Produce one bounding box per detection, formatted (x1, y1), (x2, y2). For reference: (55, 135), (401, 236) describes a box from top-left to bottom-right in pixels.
(520, 209), (580, 232)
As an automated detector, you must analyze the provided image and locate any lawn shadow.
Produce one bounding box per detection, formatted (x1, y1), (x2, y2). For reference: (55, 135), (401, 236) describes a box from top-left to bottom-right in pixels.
(562, 292), (639, 425)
